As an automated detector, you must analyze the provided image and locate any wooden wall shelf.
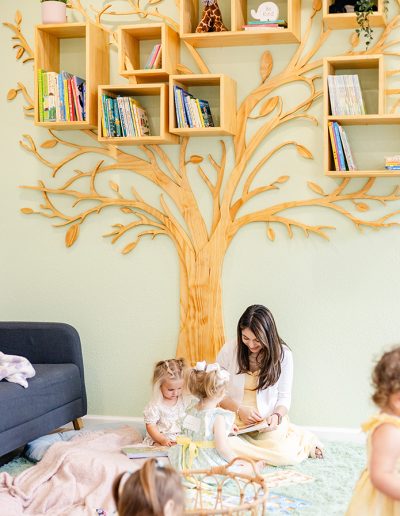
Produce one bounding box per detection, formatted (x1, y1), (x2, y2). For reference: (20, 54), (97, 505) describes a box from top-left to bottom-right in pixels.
(180, 0), (300, 47)
(98, 83), (179, 145)
(34, 22), (109, 129)
(169, 74), (236, 136)
(118, 23), (179, 83)
(322, 0), (386, 30)
(323, 54), (400, 177)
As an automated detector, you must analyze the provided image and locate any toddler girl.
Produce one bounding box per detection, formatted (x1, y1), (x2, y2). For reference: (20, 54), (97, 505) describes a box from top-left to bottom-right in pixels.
(143, 358), (187, 447)
(113, 458), (185, 516)
(169, 361), (261, 475)
(347, 346), (400, 515)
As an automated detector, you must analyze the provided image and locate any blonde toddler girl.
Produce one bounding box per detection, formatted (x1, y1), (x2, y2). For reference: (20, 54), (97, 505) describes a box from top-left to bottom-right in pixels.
(347, 346), (400, 515)
(143, 358), (187, 447)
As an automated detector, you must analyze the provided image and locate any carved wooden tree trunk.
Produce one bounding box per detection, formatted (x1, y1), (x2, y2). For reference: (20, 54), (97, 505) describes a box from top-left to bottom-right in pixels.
(176, 232), (227, 364)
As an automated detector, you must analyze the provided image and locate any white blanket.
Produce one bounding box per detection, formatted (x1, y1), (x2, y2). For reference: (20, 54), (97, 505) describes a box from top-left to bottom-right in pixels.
(0, 351), (36, 388)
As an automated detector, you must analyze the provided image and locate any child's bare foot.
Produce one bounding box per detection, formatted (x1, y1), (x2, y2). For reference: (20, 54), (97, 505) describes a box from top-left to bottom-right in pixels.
(314, 447), (324, 459)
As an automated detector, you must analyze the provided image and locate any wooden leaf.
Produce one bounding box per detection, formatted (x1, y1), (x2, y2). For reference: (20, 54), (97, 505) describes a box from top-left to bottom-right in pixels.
(260, 50), (273, 82)
(296, 144), (313, 159)
(122, 241), (137, 255)
(16, 47), (24, 60)
(109, 181), (120, 192)
(40, 139), (58, 149)
(350, 32), (360, 47)
(121, 207), (132, 213)
(65, 224), (80, 248)
(308, 181), (325, 196)
(188, 155), (203, 164)
(7, 89), (17, 101)
(21, 207), (34, 214)
(148, 0), (161, 4)
(356, 202), (369, 212)
(275, 175), (289, 184)
(259, 96), (279, 117)
(312, 0), (322, 10)
(15, 10), (22, 25)
(267, 227), (275, 241)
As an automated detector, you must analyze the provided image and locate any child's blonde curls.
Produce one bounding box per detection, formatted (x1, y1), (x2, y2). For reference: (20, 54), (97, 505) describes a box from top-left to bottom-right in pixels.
(372, 346), (400, 409)
(188, 362), (229, 400)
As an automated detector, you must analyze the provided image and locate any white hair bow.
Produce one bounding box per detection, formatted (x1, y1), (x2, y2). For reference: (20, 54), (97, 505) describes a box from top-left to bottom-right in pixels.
(194, 361), (230, 381)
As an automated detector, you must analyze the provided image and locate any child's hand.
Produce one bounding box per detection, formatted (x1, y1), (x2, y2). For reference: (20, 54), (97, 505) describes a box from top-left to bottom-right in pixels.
(158, 437), (176, 447)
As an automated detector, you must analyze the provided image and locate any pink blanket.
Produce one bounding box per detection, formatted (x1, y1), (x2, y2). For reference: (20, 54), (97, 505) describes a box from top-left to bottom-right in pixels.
(0, 427), (142, 515)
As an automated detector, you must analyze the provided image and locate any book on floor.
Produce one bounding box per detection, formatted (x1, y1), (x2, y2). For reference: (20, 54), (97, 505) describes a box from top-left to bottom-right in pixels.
(121, 444), (169, 459)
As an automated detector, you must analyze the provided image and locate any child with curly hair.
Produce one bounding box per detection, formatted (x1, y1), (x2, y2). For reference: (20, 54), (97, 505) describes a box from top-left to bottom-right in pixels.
(347, 346), (400, 515)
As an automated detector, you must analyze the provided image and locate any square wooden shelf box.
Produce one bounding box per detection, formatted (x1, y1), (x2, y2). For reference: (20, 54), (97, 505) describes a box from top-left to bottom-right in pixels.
(323, 0), (386, 30)
(169, 74), (236, 136)
(118, 23), (179, 83)
(98, 84), (179, 145)
(323, 54), (400, 177)
(34, 22), (109, 130)
(180, 0), (300, 47)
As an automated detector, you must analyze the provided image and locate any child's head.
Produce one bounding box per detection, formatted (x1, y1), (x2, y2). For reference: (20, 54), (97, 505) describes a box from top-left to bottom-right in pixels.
(372, 346), (400, 413)
(152, 358), (186, 401)
(113, 459), (185, 516)
(188, 361), (230, 402)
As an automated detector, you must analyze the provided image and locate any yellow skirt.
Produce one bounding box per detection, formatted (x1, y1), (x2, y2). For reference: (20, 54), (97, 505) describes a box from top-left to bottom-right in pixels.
(228, 416), (322, 466)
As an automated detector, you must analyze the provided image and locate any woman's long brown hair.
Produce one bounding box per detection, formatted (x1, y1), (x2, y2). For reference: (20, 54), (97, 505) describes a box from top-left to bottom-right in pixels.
(236, 304), (286, 391)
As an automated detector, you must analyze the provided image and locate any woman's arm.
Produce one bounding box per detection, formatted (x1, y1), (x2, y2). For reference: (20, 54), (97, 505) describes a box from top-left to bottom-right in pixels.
(214, 415), (237, 462)
(145, 423), (175, 446)
(369, 423), (400, 500)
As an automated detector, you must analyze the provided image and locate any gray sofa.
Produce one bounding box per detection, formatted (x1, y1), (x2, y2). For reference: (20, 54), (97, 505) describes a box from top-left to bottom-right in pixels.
(0, 322), (87, 457)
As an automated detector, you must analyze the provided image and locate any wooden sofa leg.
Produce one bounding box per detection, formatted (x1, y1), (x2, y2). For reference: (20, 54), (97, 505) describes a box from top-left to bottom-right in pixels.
(72, 418), (84, 430)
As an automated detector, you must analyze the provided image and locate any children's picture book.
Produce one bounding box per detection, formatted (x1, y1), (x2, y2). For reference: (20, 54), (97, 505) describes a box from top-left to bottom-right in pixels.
(122, 444), (169, 459)
(234, 419), (271, 435)
(263, 469), (315, 488)
(267, 492), (311, 514)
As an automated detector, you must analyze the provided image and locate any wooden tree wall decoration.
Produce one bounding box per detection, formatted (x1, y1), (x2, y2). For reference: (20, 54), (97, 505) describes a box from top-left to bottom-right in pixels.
(4, 0), (400, 364)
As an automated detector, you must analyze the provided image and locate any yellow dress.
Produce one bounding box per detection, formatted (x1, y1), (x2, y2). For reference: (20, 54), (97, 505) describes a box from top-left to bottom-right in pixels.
(347, 413), (400, 516)
(228, 372), (322, 466)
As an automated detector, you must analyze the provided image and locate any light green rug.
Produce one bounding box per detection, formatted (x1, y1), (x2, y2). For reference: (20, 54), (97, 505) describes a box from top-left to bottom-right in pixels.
(0, 440), (365, 515)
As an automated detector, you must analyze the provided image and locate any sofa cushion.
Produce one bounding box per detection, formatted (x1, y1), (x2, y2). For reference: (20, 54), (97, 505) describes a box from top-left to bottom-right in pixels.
(0, 363), (82, 432)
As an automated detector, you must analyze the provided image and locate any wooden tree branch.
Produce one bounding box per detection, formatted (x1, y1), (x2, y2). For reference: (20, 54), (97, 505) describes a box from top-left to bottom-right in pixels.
(3, 11), (34, 63)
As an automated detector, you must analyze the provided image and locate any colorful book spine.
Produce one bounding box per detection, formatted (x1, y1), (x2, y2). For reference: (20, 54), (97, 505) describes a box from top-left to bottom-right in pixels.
(332, 121), (347, 171)
(116, 97), (127, 136)
(37, 69), (44, 122)
(112, 98), (122, 137)
(328, 122), (339, 171)
(338, 124), (356, 170)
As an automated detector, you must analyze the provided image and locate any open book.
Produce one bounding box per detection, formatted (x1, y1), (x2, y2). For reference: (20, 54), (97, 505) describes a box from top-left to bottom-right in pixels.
(233, 420), (270, 435)
(121, 444), (169, 459)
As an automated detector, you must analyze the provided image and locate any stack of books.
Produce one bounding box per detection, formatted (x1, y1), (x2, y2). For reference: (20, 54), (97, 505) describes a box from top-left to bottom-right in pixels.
(37, 69), (86, 122)
(385, 155), (400, 170)
(144, 44), (162, 69)
(327, 74), (366, 116)
(173, 85), (214, 128)
(101, 94), (151, 138)
(328, 121), (357, 172)
(242, 20), (287, 30)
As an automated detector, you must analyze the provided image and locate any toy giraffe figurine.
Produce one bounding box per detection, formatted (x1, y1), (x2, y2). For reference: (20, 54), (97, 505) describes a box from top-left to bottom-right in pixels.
(196, 0), (228, 32)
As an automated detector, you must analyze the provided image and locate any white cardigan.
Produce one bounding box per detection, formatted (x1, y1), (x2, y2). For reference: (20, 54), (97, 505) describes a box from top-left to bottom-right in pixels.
(216, 340), (293, 418)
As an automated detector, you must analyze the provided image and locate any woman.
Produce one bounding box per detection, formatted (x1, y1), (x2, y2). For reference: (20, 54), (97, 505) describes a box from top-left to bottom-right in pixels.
(217, 304), (323, 466)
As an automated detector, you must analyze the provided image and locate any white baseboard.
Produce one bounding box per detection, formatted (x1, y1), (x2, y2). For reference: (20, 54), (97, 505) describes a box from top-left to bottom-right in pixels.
(84, 415), (366, 443)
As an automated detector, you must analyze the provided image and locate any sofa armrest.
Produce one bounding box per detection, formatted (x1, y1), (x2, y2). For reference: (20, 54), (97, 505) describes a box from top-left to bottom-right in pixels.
(0, 322), (87, 413)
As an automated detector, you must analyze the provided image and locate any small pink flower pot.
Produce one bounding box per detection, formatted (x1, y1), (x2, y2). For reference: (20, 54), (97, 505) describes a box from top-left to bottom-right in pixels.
(41, 1), (67, 24)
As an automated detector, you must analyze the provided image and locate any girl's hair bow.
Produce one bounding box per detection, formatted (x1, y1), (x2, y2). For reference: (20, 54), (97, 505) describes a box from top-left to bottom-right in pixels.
(194, 361), (230, 382)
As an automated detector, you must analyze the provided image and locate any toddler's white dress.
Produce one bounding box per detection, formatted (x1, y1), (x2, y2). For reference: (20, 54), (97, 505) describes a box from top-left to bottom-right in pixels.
(143, 396), (187, 445)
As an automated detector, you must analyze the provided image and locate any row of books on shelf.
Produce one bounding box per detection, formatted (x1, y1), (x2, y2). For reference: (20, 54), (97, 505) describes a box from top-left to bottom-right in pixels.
(328, 121), (357, 171)
(101, 95), (151, 138)
(385, 156), (400, 170)
(173, 86), (214, 129)
(242, 19), (287, 30)
(327, 74), (365, 116)
(144, 44), (162, 69)
(38, 69), (86, 123)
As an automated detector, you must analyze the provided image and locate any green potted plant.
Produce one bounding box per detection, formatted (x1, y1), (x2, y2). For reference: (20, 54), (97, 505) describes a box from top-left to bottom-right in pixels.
(355, 0), (388, 47)
(41, 0), (67, 24)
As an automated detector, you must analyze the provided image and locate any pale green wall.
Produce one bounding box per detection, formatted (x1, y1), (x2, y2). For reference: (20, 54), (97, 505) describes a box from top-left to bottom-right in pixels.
(1, 0), (400, 428)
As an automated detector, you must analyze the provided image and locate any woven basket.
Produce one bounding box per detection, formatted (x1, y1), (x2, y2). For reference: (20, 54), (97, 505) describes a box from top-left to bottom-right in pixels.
(182, 458), (268, 515)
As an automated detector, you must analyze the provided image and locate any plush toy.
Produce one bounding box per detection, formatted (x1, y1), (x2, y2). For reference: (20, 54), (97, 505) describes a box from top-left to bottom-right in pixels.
(328, 0), (377, 14)
(196, 0), (228, 33)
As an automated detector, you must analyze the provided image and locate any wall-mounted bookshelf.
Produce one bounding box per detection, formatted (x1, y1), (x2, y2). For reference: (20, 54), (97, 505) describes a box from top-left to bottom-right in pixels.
(323, 54), (400, 177)
(180, 0), (300, 47)
(98, 84), (179, 145)
(118, 23), (179, 83)
(34, 22), (109, 130)
(169, 74), (236, 136)
(322, 0), (386, 30)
